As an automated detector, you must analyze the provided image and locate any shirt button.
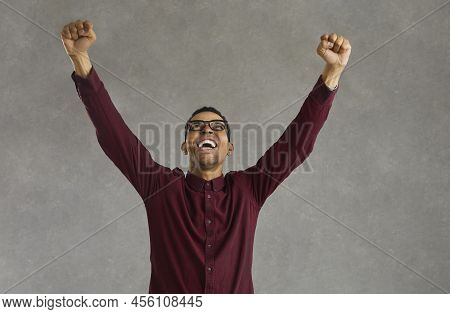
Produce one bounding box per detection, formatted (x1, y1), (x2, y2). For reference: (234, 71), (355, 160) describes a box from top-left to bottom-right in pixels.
(207, 194), (211, 199)
(207, 266), (212, 271)
(206, 219), (211, 224)
(207, 244), (212, 248)
(206, 183), (210, 187)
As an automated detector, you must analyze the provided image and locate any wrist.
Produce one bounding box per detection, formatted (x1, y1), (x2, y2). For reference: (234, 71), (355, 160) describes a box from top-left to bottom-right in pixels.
(70, 52), (92, 78)
(69, 50), (89, 61)
(321, 64), (344, 90)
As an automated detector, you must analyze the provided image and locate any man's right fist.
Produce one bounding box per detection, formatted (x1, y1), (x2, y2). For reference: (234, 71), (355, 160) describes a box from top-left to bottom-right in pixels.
(60, 19), (96, 56)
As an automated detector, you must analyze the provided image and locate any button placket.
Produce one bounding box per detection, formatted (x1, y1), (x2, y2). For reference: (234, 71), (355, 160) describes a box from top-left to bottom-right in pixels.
(204, 182), (215, 293)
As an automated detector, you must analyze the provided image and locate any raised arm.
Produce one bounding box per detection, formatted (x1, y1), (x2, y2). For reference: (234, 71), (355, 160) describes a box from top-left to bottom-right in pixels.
(241, 32), (352, 208)
(62, 20), (168, 200)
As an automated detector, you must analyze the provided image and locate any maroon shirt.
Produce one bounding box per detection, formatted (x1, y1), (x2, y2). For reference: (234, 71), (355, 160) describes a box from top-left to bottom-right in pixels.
(71, 66), (338, 294)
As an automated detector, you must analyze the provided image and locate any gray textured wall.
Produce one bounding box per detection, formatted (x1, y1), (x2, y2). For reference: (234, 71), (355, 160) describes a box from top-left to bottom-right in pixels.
(1, 0), (449, 293)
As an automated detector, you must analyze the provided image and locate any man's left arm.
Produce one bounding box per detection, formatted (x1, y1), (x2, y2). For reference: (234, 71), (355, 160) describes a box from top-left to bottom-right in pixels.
(243, 33), (352, 208)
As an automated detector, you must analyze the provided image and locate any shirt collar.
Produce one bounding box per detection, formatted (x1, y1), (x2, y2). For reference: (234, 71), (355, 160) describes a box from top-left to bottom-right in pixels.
(186, 171), (225, 192)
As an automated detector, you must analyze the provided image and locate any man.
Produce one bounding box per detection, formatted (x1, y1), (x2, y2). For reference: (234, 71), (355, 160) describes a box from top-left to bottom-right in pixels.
(61, 19), (351, 294)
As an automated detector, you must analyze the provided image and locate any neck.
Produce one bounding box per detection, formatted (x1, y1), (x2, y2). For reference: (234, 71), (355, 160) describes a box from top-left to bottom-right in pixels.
(189, 165), (223, 181)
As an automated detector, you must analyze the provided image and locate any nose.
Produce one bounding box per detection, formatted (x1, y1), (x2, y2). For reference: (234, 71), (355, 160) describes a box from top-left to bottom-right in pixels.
(200, 124), (214, 134)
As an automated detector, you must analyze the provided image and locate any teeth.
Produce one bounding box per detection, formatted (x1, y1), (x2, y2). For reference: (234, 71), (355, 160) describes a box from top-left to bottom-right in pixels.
(198, 139), (217, 148)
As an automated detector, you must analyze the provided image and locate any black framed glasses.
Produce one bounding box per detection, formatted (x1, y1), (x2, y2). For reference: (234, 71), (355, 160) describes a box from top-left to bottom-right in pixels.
(186, 120), (227, 132)
(184, 119), (231, 141)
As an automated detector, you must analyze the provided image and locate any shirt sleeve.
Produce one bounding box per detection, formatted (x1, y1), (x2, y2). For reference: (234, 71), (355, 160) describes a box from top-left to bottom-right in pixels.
(71, 65), (169, 201)
(242, 74), (339, 208)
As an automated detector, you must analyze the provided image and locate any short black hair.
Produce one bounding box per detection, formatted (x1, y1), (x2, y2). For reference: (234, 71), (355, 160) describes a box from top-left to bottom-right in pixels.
(184, 106), (231, 141)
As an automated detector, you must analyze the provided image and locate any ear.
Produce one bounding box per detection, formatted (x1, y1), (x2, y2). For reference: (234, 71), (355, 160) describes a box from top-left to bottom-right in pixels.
(181, 142), (188, 155)
(227, 142), (234, 156)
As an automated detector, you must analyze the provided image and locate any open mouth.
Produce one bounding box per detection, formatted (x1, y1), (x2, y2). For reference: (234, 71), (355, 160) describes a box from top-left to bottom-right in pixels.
(196, 139), (218, 152)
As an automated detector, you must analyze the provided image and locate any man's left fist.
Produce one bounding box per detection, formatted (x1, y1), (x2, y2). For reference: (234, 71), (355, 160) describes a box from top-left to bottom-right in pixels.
(316, 33), (352, 69)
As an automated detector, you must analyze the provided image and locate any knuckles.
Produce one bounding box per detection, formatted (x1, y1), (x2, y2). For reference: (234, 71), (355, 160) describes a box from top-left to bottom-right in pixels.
(62, 20), (94, 36)
(319, 33), (351, 50)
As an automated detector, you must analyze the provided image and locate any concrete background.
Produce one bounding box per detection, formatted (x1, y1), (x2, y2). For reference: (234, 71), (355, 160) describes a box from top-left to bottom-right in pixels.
(0, 0), (449, 293)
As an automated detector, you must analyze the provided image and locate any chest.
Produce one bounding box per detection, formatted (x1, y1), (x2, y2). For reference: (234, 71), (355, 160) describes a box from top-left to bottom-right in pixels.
(147, 184), (258, 237)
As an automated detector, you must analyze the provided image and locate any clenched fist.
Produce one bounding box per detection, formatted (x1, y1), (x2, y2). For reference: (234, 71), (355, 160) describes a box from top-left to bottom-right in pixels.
(316, 33), (351, 69)
(60, 19), (96, 57)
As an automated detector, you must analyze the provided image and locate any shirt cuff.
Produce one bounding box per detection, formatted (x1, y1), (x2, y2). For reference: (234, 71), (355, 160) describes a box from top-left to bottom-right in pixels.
(70, 65), (103, 93)
(309, 74), (339, 105)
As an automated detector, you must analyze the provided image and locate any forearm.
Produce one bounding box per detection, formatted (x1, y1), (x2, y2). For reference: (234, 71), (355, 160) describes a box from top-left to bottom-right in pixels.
(321, 64), (344, 91)
(70, 65), (156, 199)
(70, 52), (92, 78)
(245, 73), (337, 206)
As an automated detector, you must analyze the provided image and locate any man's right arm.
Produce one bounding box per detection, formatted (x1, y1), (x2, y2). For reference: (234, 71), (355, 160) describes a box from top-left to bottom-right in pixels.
(70, 53), (169, 201)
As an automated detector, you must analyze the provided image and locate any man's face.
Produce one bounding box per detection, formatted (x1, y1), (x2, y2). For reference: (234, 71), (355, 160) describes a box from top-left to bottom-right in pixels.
(182, 111), (233, 171)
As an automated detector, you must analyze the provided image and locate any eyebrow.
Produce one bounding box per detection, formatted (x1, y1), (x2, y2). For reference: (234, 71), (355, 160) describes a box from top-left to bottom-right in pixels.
(188, 119), (225, 122)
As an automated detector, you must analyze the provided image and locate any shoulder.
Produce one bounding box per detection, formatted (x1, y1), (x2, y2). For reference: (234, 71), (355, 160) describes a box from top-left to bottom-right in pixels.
(225, 169), (252, 187)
